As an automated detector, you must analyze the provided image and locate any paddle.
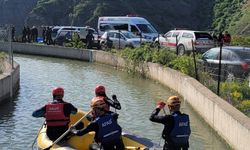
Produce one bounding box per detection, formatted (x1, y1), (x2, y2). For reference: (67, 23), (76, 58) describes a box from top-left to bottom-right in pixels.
(43, 110), (92, 150)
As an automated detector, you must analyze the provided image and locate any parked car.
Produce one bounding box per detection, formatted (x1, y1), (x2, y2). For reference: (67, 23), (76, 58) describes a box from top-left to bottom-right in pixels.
(154, 29), (215, 55)
(54, 30), (80, 46)
(52, 26), (98, 42)
(200, 46), (250, 79)
(100, 30), (148, 49)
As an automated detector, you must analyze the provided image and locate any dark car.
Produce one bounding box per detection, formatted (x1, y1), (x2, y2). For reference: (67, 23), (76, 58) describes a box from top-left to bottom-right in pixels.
(201, 46), (250, 79)
(54, 30), (80, 46)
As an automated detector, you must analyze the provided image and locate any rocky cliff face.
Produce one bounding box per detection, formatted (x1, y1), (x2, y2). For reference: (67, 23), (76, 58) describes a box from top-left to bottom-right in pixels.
(0, 0), (38, 33)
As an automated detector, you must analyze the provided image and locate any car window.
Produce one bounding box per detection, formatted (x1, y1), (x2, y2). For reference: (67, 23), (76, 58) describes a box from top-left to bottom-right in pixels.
(113, 24), (128, 31)
(221, 50), (230, 60)
(203, 48), (218, 60)
(164, 32), (172, 37)
(195, 32), (213, 40)
(235, 50), (250, 60)
(131, 25), (139, 33)
(114, 33), (125, 40)
(172, 32), (180, 37)
(231, 52), (239, 61)
(136, 24), (157, 33)
(122, 32), (137, 39)
(100, 24), (114, 32)
(107, 32), (115, 38)
(182, 32), (194, 38)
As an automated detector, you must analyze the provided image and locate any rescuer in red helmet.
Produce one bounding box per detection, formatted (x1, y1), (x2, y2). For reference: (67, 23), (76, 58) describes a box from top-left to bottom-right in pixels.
(88, 84), (121, 120)
(32, 87), (78, 141)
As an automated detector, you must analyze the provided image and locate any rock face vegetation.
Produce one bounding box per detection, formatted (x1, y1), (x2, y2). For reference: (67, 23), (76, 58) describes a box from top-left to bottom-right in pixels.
(2, 0), (249, 35)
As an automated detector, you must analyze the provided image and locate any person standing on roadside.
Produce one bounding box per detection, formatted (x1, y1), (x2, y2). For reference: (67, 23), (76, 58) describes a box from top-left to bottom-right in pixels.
(223, 31), (231, 46)
(150, 96), (191, 150)
(86, 30), (94, 49)
(22, 26), (27, 42)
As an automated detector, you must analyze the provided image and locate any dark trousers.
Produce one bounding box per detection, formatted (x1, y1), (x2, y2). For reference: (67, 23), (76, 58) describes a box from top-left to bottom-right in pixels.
(46, 126), (68, 141)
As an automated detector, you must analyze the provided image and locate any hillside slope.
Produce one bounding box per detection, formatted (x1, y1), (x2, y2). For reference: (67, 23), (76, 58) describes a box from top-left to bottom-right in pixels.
(1, 0), (249, 35)
(0, 0), (38, 30)
(212, 0), (250, 35)
(26, 0), (214, 33)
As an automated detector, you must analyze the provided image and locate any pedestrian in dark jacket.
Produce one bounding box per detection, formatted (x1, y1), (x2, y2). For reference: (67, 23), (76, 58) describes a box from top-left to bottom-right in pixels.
(150, 96), (191, 150)
(22, 26), (27, 42)
(86, 30), (94, 49)
(32, 87), (78, 141)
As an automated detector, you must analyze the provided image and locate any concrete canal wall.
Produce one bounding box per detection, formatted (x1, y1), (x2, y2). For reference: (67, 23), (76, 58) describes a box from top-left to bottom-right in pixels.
(0, 42), (249, 150)
(0, 59), (20, 104)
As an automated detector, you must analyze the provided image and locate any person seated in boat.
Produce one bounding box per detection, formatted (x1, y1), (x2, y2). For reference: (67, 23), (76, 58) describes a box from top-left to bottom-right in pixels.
(32, 87), (78, 141)
(88, 85), (121, 121)
(70, 97), (125, 150)
(149, 96), (191, 150)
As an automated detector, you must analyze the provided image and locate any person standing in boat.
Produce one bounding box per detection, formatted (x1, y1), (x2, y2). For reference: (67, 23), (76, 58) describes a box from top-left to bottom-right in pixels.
(70, 96), (125, 150)
(150, 96), (191, 150)
(32, 87), (78, 141)
(88, 85), (121, 120)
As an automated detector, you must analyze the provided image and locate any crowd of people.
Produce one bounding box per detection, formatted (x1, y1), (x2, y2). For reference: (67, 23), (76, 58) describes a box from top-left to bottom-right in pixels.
(32, 85), (191, 150)
(21, 26), (38, 43)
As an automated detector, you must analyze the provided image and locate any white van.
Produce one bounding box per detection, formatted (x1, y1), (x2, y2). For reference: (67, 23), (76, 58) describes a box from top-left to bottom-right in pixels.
(98, 16), (158, 41)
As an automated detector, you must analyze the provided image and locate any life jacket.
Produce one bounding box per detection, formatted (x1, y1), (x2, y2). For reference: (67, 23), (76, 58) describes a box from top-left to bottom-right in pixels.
(45, 102), (70, 126)
(169, 112), (191, 145)
(94, 114), (121, 143)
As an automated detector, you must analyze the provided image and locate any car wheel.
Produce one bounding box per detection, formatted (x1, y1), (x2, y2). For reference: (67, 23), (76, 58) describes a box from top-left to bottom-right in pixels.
(153, 41), (160, 48)
(177, 44), (185, 55)
(100, 42), (107, 50)
(125, 44), (134, 49)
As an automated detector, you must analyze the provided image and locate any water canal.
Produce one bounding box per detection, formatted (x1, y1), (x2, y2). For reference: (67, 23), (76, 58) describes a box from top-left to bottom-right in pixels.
(0, 54), (230, 149)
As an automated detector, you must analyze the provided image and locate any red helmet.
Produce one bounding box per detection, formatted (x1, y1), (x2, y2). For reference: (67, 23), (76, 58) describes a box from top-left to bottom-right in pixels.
(52, 87), (64, 97)
(95, 85), (106, 95)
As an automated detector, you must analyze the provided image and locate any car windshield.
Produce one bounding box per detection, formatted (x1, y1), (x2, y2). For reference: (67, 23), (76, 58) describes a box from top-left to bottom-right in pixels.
(195, 32), (213, 40)
(235, 50), (250, 60)
(52, 28), (60, 37)
(121, 32), (138, 39)
(136, 24), (157, 33)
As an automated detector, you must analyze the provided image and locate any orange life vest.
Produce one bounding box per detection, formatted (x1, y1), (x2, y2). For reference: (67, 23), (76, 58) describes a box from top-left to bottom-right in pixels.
(45, 102), (70, 126)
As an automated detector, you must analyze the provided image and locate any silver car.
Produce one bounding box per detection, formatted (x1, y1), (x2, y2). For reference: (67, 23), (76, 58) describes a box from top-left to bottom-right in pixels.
(100, 30), (148, 49)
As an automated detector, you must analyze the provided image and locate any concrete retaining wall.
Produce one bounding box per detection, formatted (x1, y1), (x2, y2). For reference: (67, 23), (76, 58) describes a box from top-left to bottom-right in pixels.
(93, 50), (250, 150)
(0, 42), (92, 61)
(0, 42), (250, 149)
(0, 60), (20, 104)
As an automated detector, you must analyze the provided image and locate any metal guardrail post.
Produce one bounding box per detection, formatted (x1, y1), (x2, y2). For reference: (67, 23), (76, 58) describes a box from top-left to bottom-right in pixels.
(191, 40), (199, 81)
(217, 42), (223, 96)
